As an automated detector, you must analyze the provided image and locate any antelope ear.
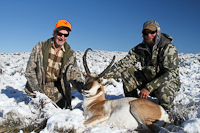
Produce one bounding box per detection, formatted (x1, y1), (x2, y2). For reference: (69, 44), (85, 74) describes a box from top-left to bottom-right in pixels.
(82, 71), (87, 76)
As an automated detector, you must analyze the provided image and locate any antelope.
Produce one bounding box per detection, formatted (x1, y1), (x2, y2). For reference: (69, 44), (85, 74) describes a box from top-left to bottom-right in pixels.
(82, 48), (170, 131)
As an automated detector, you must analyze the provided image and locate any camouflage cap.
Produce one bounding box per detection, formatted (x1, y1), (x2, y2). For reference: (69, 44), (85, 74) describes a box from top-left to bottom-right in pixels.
(142, 25), (157, 33)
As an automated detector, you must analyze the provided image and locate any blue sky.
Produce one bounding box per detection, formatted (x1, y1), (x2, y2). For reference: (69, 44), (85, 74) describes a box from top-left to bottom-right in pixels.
(1, 0), (200, 54)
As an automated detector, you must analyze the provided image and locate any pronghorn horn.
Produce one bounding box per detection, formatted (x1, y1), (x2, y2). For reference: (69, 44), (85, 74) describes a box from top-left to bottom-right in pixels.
(99, 55), (115, 78)
(83, 48), (92, 74)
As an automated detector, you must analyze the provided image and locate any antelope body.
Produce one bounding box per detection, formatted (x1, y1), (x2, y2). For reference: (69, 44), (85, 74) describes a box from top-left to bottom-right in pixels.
(82, 48), (170, 130)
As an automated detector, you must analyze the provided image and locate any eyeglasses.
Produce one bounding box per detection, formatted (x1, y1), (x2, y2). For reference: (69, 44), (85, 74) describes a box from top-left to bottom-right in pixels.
(143, 30), (157, 35)
(57, 31), (69, 37)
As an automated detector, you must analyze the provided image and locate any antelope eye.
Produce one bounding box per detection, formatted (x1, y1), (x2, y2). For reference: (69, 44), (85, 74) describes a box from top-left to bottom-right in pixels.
(98, 80), (101, 84)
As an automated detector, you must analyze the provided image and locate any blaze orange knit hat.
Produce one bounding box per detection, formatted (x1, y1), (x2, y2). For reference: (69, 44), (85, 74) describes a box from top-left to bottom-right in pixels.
(54, 20), (71, 31)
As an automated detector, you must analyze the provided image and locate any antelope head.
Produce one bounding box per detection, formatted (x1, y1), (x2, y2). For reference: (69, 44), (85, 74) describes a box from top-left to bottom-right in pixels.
(82, 48), (115, 99)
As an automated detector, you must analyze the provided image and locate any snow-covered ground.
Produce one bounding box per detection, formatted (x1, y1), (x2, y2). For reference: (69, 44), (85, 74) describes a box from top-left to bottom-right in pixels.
(0, 51), (200, 133)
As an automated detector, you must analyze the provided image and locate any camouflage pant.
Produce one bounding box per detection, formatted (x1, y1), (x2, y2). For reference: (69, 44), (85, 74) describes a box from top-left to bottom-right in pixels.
(153, 82), (178, 109)
(121, 68), (178, 109)
(39, 82), (63, 103)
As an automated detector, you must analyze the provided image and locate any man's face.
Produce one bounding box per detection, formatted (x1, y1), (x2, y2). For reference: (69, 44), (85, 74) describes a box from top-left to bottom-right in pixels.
(143, 29), (157, 47)
(53, 29), (69, 47)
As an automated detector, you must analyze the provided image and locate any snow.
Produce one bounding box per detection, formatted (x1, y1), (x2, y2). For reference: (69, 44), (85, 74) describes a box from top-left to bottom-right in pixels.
(0, 51), (200, 133)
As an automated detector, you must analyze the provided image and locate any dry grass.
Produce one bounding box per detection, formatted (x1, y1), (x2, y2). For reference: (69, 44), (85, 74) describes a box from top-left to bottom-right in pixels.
(0, 122), (76, 133)
(53, 125), (76, 133)
(0, 113), (47, 133)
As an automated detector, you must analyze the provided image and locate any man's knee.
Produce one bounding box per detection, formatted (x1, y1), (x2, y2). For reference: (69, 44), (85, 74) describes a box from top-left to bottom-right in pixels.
(159, 95), (175, 110)
(123, 82), (138, 97)
(154, 83), (179, 110)
(42, 82), (63, 103)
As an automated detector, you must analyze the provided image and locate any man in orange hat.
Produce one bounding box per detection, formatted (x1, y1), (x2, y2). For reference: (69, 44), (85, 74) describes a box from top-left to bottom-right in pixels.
(25, 20), (83, 109)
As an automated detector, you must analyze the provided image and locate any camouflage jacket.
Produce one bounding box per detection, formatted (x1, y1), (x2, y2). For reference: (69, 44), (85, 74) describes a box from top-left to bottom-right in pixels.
(106, 33), (181, 93)
(25, 37), (83, 106)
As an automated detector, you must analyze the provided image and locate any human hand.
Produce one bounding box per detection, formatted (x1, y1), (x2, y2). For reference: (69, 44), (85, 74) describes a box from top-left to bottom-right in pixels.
(138, 88), (150, 99)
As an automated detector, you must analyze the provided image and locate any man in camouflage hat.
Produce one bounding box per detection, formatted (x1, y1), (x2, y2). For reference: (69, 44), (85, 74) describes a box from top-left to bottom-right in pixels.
(106, 20), (181, 110)
(25, 20), (83, 110)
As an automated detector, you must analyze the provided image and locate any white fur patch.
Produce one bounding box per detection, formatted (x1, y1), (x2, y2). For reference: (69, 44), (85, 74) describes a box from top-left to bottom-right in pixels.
(89, 85), (101, 95)
(159, 106), (170, 123)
